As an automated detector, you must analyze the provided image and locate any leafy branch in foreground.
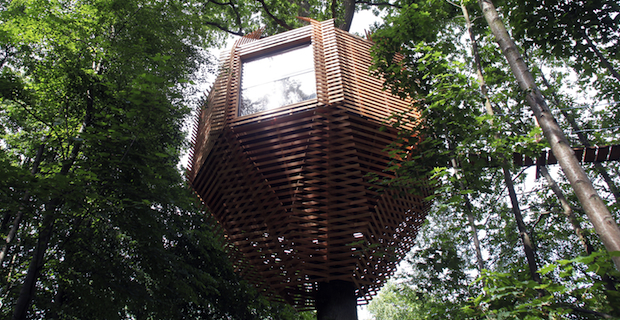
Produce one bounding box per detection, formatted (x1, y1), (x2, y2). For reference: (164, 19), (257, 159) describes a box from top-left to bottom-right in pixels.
(467, 251), (620, 318)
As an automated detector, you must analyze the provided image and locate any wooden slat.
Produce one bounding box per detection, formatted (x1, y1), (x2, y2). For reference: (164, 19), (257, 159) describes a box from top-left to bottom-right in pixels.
(189, 18), (429, 309)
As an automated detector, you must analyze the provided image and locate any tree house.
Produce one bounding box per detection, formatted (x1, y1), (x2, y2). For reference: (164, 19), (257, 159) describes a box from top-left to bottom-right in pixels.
(188, 19), (429, 315)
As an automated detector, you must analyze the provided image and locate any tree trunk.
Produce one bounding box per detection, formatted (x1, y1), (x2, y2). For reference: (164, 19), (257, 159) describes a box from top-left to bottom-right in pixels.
(339, 0), (355, 31)
(478, 0), (620, 271)
(316, 280), (358, 320)
(462, 1), (537, 278)
(465, 196), (485, 272)
(12, 209), (57, 320)
(0, 143), (45, 267)
(502, 165), (541, 282)
(461, 1), (493, 114)
(12, 88), (92, 319)
(540, 162), (618, 297)
(537, 70), (619, 296)
(450, 159), (485, 272)
(539, 166), (593, 254)
(581, 29), (620, 82)
(0, 202), (26, 268)
(539, 72), (620, 205)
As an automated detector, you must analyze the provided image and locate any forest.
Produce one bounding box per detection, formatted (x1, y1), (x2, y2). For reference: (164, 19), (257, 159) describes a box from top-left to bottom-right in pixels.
(0, 0), (618, 319)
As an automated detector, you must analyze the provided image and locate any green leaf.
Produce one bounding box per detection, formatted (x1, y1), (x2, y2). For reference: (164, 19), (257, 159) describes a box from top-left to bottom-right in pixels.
(538, 263), (557, 275)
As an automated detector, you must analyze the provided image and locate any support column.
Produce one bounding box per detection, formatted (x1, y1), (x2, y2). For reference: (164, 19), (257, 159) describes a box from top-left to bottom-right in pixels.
(316, 280), (358, 320)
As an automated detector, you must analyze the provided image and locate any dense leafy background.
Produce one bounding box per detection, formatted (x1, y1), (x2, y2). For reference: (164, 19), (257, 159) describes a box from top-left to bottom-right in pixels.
(2, 0), (619, 319)
(368, 0), (620, 319)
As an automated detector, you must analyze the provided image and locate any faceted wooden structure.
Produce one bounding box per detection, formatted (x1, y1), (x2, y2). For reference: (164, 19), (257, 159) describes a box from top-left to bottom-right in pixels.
(188, 19), (429, 309)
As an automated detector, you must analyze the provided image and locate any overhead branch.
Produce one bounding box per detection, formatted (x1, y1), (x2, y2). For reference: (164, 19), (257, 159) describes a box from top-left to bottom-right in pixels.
(208, 0), (244, 35)
(355, 0), (402, 8)
(581, 29), (620, 82)
(1, 46), (14, 69)
(14, 100), (61, 138)
(255, 0), (293, 30)
(203, 21), (245, 36)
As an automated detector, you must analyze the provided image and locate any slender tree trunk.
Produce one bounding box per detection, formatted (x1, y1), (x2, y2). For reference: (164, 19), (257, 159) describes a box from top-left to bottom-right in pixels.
(12, 88), (93, 319)
(0, 194), (28, 268)
(12, 155), (78, 320)
(540, 158), (619, 299)
(450, 158), (485, 272)
(465, 198), (485, 272)
(1, 213), (11, 236)
(0, 143), (45, 267)
(478, 0), (620, 270)
(537, 65), (620, 296)
(12, 209), (57, 320)
(4, 237), (21, 293)
(538, 72), (620, 205)
(461, 1), (493, 114)
(502, 165), (541, 282)
(581, 29), (620, 82)
(462, 1), (538, 280)
(539, 165), (593, 253)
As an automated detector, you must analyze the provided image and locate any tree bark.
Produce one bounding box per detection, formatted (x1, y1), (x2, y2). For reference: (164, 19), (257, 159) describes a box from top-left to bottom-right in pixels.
(539, 72), (620, 206)
(450, 159), (485, 272)
(462, 1), (537, 278)
(0, 143), (45, 267)
(581, 29), (620, 82)
(478, 0), (620, 270)
(12, 88), (92, 319)
(539, 166), (593, 254)
(339, 0), (355, 31)
(502, 165), (541, 282)
(12, 208), (57, 320)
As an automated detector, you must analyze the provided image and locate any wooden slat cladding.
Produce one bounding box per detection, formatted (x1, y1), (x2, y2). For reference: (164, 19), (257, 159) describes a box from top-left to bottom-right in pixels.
(335, 28), (413, 122)
(188, 19), (428, 309)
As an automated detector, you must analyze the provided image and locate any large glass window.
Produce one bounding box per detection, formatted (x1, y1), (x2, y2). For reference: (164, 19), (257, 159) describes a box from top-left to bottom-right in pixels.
(239, 43), (317, 117)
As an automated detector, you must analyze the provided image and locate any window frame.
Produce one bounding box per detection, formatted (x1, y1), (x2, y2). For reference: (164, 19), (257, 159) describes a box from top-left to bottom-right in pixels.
(236, 40), (318, 119)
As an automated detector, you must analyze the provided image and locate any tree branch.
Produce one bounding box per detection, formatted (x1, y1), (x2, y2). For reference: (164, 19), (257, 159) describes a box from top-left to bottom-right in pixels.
(207, 0), (244, 35)
(203, 21), (245, 36)
(14, 100), (61, 138)
(0, 46), (13, 69)
(255, 0), (293, 30)
(563, 305), (615, 319)
(581, 28), (620, 82)
(355, 0), (402, 8)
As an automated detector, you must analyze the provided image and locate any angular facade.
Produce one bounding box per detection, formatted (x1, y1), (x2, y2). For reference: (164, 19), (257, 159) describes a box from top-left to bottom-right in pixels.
(188, 19), (429, 309)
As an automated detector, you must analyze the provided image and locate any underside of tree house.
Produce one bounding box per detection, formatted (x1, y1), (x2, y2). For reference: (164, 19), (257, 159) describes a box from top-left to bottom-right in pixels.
(188, 19), (430, 309)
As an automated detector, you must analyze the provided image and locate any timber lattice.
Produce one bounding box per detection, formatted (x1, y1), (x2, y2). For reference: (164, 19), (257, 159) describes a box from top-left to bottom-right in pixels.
(188, 19), (429, 309)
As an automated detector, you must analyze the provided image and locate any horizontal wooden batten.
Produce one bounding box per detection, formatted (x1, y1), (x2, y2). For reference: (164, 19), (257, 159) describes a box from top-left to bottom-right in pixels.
(188, 18), (428, 310)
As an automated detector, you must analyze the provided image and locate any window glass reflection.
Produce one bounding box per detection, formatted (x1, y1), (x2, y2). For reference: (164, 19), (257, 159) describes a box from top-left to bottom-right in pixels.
(239, 43), (317, 117)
